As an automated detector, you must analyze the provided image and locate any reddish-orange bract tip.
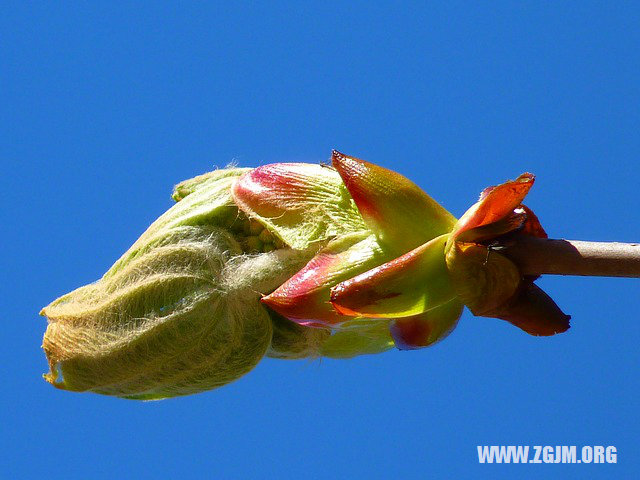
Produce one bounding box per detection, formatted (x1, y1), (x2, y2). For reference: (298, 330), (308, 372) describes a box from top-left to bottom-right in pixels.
(456, 173), (536, 239)
(330, 150), (457, 254)
(493, 282), (571, 336)
(389, 315), (433, 350)
(261, 249), (350, 327)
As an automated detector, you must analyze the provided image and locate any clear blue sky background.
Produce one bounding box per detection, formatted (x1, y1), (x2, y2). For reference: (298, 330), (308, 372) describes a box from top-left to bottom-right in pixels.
(2, 2), (638, 479)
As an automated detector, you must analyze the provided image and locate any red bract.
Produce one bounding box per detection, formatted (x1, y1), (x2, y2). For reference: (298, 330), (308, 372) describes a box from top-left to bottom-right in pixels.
(445, 174), (570, 336)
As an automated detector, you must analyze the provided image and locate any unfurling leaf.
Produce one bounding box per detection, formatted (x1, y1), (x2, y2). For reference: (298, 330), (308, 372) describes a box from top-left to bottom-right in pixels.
(41, 169), (317, 399)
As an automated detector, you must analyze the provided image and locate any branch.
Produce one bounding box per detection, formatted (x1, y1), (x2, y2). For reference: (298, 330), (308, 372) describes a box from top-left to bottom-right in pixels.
(501, 237), (640, 278)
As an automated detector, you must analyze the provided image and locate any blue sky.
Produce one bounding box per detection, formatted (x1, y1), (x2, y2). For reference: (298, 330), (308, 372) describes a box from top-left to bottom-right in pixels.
(2, 2), (638, 479)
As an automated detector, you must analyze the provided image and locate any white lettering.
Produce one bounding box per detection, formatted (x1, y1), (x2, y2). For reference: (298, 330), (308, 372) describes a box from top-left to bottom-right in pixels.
(606, 446), (617, 463)
(593, 445), (605, 463)
(582, 446), (593, 463)
(532, 445), (542, 463)
(562, 445), (576, 463)
(542, 446), (554, 463)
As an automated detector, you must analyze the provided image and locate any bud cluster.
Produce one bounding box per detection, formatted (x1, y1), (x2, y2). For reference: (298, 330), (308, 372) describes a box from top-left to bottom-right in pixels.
(41, 151), (568, 399)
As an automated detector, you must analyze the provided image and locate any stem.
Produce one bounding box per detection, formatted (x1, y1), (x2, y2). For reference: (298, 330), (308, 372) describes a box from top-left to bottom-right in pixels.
(501, 237), (640, 278)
